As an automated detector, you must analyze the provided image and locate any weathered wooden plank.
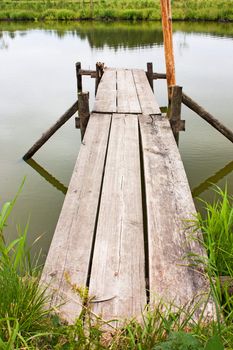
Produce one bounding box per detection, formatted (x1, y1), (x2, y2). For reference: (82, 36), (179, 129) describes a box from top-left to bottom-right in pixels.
(41, 113), (112, 324)
(89, 113), (146, 323)
(117, 69), (141, 114)
(93, 69), (117, 113)
(139, 114), (212, 314)
(133, 69), (161, 115)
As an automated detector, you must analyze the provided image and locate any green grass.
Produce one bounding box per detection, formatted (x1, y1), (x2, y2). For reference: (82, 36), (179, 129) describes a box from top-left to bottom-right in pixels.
(197, 187), (233, 277)
(0, 0), (232, 21)
(0, 180), (52, 348)
(0, 184), (233, 348)
(192, 186), (233, 332)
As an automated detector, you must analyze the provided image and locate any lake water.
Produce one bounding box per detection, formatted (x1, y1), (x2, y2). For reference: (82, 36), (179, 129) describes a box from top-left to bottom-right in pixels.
(0, 21), (232, 261)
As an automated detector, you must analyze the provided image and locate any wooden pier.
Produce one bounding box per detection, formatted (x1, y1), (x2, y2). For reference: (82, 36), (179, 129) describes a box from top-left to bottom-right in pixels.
(41, 67), (212, 324)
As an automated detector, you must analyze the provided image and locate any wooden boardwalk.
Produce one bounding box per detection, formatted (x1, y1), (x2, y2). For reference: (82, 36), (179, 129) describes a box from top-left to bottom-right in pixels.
(41, 68), (211, 324)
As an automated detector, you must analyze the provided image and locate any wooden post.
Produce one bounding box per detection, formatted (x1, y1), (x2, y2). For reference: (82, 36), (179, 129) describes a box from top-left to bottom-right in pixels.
(95, 62), (104, 95)
(182, 92), (233, 144)
(146, 62), (154, 91)
(78, 92), (90, 140)
(167, 85), (185, 144)
(95, 63), (101, 96)
(23, 101), (78, 160)
(160, 0), (176, 89)
(76, 62), (82, 92)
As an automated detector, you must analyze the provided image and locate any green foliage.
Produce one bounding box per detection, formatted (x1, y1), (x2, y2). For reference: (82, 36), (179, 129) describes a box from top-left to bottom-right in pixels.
(204, 334), (224, 350)
(192, 186), (233, 348)
(197, 187), (233, 277)
(0, 0), (232, 21)
(0, 181), (51, 348)
(154, 331), (203, 350)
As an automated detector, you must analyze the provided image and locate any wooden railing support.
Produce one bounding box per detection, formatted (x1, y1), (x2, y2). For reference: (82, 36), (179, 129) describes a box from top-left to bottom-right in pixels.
(153, 72), (166, 80)
(146, 62), (154, 91)
(23, 101), (79, 160)
(182, 92), (233, 144)
(168, 85), (185, 144)
(76, 62), (82, 92)
(78, 91), (90, 140)
(79, 69), (96, 78)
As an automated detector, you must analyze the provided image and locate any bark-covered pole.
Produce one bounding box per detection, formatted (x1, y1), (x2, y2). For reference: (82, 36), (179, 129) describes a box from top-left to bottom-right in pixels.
(160, 0), (176, 89)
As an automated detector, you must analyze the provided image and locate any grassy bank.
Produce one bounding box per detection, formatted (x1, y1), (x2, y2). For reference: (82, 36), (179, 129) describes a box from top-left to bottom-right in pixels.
(0, 0), (233, 22)
(0, 184), (233, 348)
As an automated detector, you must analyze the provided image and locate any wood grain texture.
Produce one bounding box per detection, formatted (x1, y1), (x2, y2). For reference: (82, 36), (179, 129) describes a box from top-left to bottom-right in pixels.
(41, 113), (111, 323)
(139, 114), (213, 316)
(117, 69), (141, 114)
(89, 113), (146, 323)
(93, 68), (117, 113)
(133, 69), (161, 115)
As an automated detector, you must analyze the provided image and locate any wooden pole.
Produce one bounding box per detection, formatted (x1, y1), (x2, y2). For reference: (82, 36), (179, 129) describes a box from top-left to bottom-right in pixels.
(23, 101), (78, 160)
(76, 62), (82, 92)
(160, 0), (176, 89)
(168, 85), (185, 144)
(78, 92), (90, 140)
(182, 92), (233, 144)
(146, 62), (154, 91)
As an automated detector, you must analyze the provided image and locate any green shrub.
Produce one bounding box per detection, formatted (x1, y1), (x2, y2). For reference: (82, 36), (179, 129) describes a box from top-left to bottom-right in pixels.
(9, 10), (37, 21)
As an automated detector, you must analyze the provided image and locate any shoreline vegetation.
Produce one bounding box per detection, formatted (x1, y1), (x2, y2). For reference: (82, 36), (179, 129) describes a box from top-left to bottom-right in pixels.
(0, 184), (233, 348)
(0, 0), (233, 22)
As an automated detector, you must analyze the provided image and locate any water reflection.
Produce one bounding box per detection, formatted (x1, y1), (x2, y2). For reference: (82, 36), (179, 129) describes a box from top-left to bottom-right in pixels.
(0, 20), (233, 51)
(173, 21), (233, 39)
(26, 159), (68, 195)
(0, 21), (164, 49)
(192, 160), (233, 198)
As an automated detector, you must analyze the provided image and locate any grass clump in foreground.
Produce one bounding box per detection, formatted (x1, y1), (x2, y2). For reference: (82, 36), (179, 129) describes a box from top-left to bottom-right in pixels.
(0, 184), (233, 349)
(0, 0), (233, 21)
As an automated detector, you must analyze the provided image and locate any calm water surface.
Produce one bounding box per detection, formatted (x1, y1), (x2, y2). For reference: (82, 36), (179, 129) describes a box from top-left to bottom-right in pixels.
(0, 21), (233, 261)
